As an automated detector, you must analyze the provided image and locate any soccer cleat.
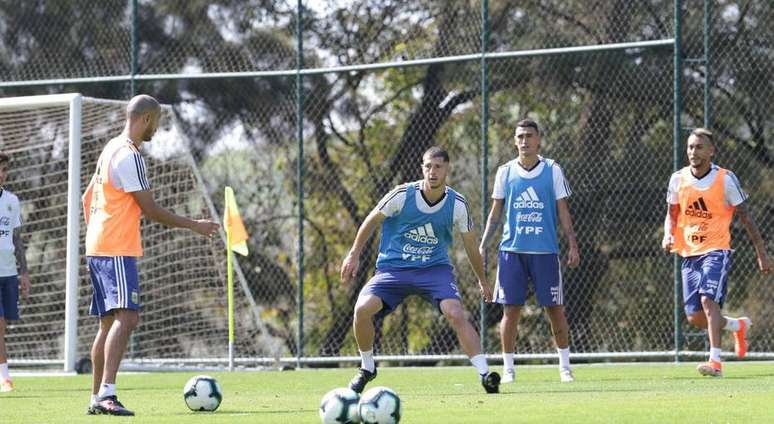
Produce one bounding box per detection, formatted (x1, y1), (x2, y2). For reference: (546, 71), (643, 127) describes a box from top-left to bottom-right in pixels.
(697, 360), (722, 377)
(501, 368), (516, 384)
(349, 367), (377, 394)
(560, 368), (575, 383)
(733, 317), (751, 359)
(481, 371), (501, 394)
(0, 379), (13, 393)
(86, 404), (98, 415)
(91, 395), (135, 416)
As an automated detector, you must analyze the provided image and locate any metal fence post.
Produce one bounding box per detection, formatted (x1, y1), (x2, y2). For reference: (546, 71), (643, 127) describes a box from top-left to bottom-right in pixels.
(129, 0), (138, 96)
(703, 0), (711, 128)
(296, 0), (305, 368)
(479, 0), (490, 355)
(672, 0), (683, 363)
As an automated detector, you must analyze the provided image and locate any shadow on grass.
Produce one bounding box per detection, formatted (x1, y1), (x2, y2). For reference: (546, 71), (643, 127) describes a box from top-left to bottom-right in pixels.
(171, 408), (317, 416)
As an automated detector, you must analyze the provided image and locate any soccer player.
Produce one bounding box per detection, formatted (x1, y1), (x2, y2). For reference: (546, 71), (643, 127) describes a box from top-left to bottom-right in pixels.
(82, 95), (219, 415)
(341, 146), (501, 394)
(662, 128), (771, 377)
(479, 119), (580, 384)
(0, 152), (30, 393)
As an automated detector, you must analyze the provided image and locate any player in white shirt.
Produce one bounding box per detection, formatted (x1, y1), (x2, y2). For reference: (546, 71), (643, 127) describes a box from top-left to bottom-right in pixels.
(376, 181), (474, 234)
(480, 119), (580, 384)
(0, 152), (30, 393)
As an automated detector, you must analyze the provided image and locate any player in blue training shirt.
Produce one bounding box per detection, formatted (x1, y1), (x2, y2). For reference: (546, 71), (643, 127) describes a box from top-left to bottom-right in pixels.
(480, 119), (580, 384)
(340, 146), (500, 394)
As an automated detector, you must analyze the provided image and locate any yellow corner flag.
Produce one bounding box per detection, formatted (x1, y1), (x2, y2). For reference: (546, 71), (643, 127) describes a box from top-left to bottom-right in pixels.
(224, 186), (249, 256)
(224, 186), (248, 371)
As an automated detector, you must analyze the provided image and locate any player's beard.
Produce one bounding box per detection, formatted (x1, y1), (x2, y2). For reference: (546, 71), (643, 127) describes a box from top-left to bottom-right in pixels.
(689, 157), (706, 168)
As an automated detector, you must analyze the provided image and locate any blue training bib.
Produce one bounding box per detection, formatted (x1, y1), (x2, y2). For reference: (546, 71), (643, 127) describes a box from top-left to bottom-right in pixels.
(376, 183), (455, 269)
(499, 160), (559, 253)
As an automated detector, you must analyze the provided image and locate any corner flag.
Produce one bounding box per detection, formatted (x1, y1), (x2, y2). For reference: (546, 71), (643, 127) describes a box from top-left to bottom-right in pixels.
(224, 186), (249, 256)
(224, 186), (248, 371)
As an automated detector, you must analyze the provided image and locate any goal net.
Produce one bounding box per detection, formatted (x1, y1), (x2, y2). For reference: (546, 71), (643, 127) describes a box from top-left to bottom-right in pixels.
(0, 94), (280, 371)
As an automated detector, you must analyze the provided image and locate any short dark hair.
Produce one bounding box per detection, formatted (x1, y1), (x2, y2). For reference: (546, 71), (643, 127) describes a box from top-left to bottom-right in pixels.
(0, 151), (9, 165)
(690, 127), (713, 144)
(515, 118), (540, 135)
(423, 146), (450, 162)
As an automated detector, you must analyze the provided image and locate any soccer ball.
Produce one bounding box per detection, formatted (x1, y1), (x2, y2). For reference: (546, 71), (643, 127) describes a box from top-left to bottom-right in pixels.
(319, 387), (361, 423)
(183, 375), (223, 412)
(358, 386), (401, 424)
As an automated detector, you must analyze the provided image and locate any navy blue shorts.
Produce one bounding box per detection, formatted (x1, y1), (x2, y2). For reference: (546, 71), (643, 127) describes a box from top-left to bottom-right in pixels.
(0, 275), (20, 320)
(682, 250), (732, 315)
(359, 265), (461, 319)
(494, 251), (563, 307)
(88, 256), (141, 317)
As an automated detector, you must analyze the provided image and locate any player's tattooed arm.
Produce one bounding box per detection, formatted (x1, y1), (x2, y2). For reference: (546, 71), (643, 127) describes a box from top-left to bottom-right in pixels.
(479, 199), (504, 256)
(735, 202), (772, 274)
(13, 228), (30, 298)
(557, 198), (580, 268)
(12, 228), (28, 275)
(341, 209), (386, 285)
(662, 203), (680, 253)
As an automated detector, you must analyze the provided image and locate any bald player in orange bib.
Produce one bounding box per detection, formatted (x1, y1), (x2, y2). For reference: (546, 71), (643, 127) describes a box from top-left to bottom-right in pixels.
(82, 95), (219, 415)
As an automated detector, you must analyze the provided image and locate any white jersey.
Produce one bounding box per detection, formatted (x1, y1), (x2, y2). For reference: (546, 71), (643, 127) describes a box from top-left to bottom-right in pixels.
(375, 181), (473, 233)
(492, 156), (571, 200)
(0, 189), (22, 277)
(108, 138), (151, 192)
(666, 163), (747, 207)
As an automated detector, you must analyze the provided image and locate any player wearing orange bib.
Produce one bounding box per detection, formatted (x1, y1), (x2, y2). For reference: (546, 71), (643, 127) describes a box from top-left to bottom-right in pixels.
(662, 128), (772, 377)
(82, 95), (219, 416)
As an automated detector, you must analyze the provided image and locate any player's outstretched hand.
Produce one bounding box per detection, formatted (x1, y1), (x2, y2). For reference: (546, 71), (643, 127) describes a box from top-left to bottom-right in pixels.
(478, 280), (493, 302)
(567, 245), (580, 268)
(192, 219), (220, 237)
(758, 253), (773, 275)
(341, 254), (359, 286)
(661, 235), (674, 254)
(19, 273), (30, 299)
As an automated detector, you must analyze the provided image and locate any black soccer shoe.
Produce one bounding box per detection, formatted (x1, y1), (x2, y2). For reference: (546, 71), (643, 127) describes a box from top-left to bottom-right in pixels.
(91, 395), (135, 416)
(481, 371), (501, 394)
(349, 367), (377, 394)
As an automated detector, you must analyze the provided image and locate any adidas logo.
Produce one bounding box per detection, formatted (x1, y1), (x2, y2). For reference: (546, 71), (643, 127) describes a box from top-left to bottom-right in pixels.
(513, 187), (544, 209)
(685, 197), (712, 218)
(404, 223), (439, 245)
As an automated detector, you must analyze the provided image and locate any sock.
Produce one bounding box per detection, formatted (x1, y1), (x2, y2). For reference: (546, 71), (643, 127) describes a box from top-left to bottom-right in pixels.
(470, 354), (489, 376)
(0, 363), (9, 380)
(709, 347), (722, 363)
(91, 394), (99, 405)
(97, 383), (116, 399)
(502, 352), (515, 371)
(558, 347), (571, 370)
(723, 317), (740, 332)
(359, 350), (375, 372)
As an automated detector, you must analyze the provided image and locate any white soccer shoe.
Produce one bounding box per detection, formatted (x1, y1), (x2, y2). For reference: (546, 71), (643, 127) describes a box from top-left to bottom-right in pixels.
(501, 368), (516, 384)
(559, 368), (575, 383)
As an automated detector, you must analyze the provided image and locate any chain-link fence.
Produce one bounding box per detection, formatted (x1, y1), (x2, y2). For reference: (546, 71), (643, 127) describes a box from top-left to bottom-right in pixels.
(0, 0), (771, 367)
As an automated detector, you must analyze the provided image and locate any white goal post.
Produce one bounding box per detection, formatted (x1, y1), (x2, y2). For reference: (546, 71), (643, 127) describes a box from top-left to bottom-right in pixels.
(0, 94), (82, 371)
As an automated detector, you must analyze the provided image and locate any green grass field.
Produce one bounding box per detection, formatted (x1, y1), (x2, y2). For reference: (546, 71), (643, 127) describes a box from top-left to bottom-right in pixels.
(2, 363), (773, 423)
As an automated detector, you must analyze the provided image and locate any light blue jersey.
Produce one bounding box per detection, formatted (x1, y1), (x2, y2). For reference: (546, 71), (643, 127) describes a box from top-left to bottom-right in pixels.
(376, 183), (456, 269)
(499, 159), (559, 253)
